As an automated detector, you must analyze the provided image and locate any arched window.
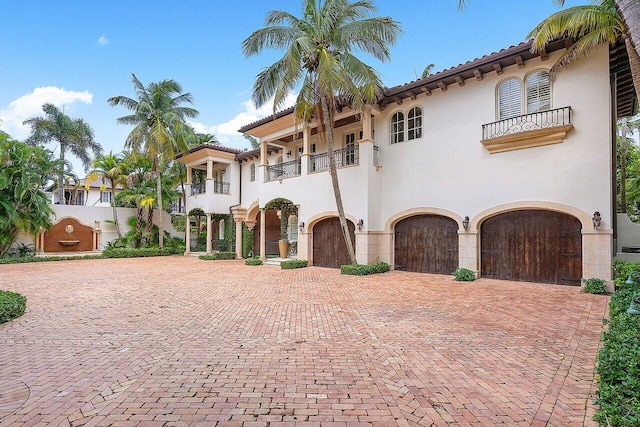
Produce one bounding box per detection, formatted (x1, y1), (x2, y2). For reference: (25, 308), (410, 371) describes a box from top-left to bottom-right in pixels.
(390, 112), (404, 144)
(250, 163), (256, 182)
(407, 107), (422, 140)
(498, 78), (522, 120)
(288, 215), (298, 241)
(276, 156), (283, 164)
(526, 70), (551, 114)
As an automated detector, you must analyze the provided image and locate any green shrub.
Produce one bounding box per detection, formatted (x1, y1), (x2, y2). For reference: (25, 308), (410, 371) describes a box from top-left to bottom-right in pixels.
(199, 252), (237, 261)
(0, 290), (27, 324)
(613, 260), (640, 289)
(595, 282), (640, 425)
(581, 277), (606, 294)
(102, 247), (172, 258)
(453, 268), (476, 282)
(245, 258), (263, 266)
(341, 262), (390, 276)
(0, 255), (103, 264)
(281, 259), (308, 269)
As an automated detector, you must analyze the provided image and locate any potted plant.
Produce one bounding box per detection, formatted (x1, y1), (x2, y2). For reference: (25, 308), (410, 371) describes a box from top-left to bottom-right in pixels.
(264, 198), (297, 258)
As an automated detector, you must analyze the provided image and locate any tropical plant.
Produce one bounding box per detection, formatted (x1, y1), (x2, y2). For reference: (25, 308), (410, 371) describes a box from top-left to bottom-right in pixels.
(421, 63), (435, 78)
(88, 152), (126, 238)
(242, 0), (400, 265)
(0, 133), (59, 257)
(244, 134), (260, 149)
(453, 268), (476, 282)
(108, 74), (199, 249)
(23, 103), (102, 205)
(527, 0), (640, 106)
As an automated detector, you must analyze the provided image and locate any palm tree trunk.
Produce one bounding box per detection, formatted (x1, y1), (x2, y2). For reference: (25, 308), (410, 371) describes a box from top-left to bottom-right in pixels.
(135, 207), (144, 248)
(110, 179), (122, 239)
(319, 94), (357, 265)
(58, 145), (65, 205)
(155, 155), (164, 249)
(616, 0), (640, 74)
(147, 205), (154, 243)
(621, 118), (628, 212)
(623, 34), (640, 108)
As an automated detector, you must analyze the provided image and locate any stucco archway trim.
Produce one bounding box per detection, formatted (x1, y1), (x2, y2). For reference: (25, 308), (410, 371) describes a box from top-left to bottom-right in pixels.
(245, 200), (261, 223)
(384, 207), (464, 233)
(307, 211), (358, 230)
(469, 201), (594, 231)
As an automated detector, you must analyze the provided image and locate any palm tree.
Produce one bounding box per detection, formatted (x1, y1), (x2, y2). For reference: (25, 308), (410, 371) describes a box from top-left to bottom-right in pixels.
(422, 63), (435, 78)
(23, 103), (102, 205)
(242, 0), (400, 265)
(88, 152), (126, 239)
(108, 74), (199, 249)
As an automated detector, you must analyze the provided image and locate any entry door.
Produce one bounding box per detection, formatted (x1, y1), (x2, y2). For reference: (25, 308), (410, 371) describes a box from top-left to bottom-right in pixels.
(313, 218), (355, 268)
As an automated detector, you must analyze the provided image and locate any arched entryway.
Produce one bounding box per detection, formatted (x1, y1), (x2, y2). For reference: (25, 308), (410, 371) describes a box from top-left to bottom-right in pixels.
(394, 215), (459, 274)
(480, 210), (582, 285)
(313, 217), (355, 268)
(253, 210), (280, 256)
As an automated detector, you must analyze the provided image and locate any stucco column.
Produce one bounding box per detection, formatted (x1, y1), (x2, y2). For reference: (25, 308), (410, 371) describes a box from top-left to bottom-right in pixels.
(184, 214), (191, 255)
(260, 140), (267, 166)
(360, 107), (372, 141)
(458, 230), (479, 274)
(186, 166), (192, 185)
(260, 209), (266, 260)
(234, 219), (243, 259)
(206, 213), (212, 254)
(582, 229), (613, 283)
(301, 128), (310, 175)
(206, 160), (213, 180)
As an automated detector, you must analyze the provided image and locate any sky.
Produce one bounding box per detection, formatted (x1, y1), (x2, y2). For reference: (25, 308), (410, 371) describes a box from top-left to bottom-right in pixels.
(0, 0), (589, 174)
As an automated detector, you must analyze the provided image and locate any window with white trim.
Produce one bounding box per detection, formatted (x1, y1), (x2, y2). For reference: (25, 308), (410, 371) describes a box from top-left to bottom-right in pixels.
(101, 191), (111, 204)
(390, 112), (404, 144)
(498, 78), (522, 120)
(250, 163), (256, 182)
(526, 70), (551, 114)
(407, 107), (422, 140)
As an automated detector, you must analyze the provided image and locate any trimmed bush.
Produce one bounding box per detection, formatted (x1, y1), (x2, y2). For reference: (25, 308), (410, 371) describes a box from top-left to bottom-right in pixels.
(341, 262), (390, 276)
(581, 277), (606, 294)
(0, 255), (103, 264)
(281, 259), (308, 269)
(199, 252), (237, 261)
(0, 290), (27, 324)
(102, 248), (173, 258)
(245, 258), (263, 266)
(453, 268), (476, 282)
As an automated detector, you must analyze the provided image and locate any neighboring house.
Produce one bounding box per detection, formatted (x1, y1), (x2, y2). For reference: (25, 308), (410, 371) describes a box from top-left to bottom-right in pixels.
(47, 177), (122, 207)
(177, 38), (636, 286)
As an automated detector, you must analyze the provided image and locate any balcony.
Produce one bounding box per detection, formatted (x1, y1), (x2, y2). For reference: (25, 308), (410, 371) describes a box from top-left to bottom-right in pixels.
(191, 182), (205, 195)
(309, 145), (359, 173)
(213, 180), (230, 194)
(481, 107), (573, 154)
(266, 158), (301, 182)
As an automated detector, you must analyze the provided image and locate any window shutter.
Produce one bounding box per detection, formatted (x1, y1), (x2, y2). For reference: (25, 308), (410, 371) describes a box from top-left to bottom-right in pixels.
(526, 70), (551, 114)
(498, 78), (522, 120)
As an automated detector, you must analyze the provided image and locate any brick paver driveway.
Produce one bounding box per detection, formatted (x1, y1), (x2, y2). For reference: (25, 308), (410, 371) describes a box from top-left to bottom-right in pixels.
(0, 257), (608, 426)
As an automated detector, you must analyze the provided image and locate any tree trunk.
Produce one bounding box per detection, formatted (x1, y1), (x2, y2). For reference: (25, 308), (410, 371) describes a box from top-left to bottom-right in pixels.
(623, 34), (640, 110)
(155, 155), (164, 249)
(58, 145), (65, 205)
(135, 207), (144, 248)
(319, 94), (357, 265)
(110, 179), (122, 239)
(616, 1), (640, 84)
(621, 117), (628, 212)
(147, 205), (154, 246)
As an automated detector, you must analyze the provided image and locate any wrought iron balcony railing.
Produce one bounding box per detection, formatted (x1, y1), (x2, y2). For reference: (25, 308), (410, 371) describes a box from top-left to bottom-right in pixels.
(482, 106), (572, 140)
(191, 182), (205, 195)
(309, 145), (359, 173)
(213, 180), (230, 194)
(266, 158), (301, 182)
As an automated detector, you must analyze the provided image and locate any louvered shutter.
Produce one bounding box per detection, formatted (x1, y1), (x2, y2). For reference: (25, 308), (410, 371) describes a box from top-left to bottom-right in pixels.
(526, 71), (551, 113)
(498, 78), (522, 120)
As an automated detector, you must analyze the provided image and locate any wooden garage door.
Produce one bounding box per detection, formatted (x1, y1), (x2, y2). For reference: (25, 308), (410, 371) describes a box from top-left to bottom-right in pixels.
(394, 215), (459, 274)
(481, 210), (582, 285)
(313, 217), (355, 268)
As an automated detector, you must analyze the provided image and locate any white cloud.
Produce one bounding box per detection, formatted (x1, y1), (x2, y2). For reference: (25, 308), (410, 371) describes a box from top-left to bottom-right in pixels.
(0, 87), (93, 139)
(188, 93), (297, 149)
(98, 35), (109, 46)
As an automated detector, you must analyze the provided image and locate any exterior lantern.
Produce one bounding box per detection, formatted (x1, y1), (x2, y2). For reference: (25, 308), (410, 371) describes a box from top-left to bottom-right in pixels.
(462, 216), (470, 230)
(298, 222), (305, 232)
(357, 219), (364, 231)
(592, 211), (601, 229)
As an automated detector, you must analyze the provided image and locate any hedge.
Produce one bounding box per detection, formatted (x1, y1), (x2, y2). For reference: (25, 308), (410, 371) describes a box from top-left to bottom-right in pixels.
(595, 261), (640, 425)
(281, 259), (308, 269)
(0, 290), (27, 324)
(199, 252), (237, 261)
(245, 258), (263, 266)
(0, 255), (103, 264)
(341, 262), (390, 276)
(102, 248), (173, 258)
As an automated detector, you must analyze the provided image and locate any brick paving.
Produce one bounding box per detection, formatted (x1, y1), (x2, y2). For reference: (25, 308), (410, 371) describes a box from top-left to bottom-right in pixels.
(0, 257), (608, 426)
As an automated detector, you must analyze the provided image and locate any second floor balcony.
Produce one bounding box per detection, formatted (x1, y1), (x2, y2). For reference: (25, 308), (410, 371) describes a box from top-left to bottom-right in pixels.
(309, 145), (359, 173)
(191, 180), (230, 195)
(266, 158), (301, 182)
(481, 106), (573, 154)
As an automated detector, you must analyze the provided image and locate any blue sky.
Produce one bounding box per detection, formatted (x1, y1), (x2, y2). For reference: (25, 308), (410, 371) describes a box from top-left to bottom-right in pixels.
(1, 0), (587, 174)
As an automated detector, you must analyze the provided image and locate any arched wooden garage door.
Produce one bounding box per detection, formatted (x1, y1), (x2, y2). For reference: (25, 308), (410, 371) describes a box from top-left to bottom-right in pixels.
(480, 210), (582, 285)
(394, 215), (459, 274)
(313, 218), (355, 268)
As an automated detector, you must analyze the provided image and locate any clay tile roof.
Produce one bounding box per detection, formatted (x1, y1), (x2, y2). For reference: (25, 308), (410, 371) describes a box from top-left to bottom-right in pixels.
(175, 143), (244, 159)
(238, 106), (296, 133)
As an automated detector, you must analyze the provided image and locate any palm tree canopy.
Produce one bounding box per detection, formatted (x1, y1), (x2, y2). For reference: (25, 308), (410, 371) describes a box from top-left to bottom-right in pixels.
(528, 0), (625, 77)
(23, 103), (102, 171)
(108, 74), (199, 163)
(242, 0), (401, 120)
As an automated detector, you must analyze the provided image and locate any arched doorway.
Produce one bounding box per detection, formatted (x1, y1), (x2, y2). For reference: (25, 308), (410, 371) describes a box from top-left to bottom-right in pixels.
(313, 217), (355, 268)
(480, 210), (582, 285)
(394, 215), (459, 274)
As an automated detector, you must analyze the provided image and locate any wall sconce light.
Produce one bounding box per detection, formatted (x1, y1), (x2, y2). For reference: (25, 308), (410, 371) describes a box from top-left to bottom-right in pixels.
(592, 211), (601, 230)
(221, 168), (226, 175)
(298, 222), (305, 232)
(286, 150), (292, 159)
(462, 216), (470, 231)
(357, 219), (364, 231)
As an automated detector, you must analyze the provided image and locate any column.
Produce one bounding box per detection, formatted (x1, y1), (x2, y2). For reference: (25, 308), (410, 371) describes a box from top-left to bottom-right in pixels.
(206, 213), (212, 254)
(235, 219), (243, 259)
(260, 209), (266, 260)
(184, 214), (191, 255)
(206, 160), (213, 180)
(301, 128), (310, 175)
